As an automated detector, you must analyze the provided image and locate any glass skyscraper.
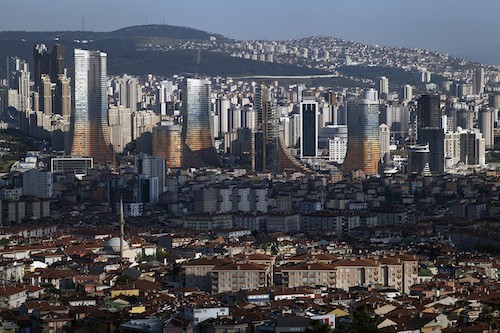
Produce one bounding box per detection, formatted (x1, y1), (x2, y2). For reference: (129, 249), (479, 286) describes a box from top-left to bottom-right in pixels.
(342, 97), (381, 175)
(181, 78), (220, 167)
(70, 49), (113, 163)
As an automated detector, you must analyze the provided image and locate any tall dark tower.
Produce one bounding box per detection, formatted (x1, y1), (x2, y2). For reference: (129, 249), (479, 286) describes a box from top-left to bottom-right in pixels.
(33, 44), (69, 116)
(254, 85), (279, 172)
(33, 44), (65, 86)
(417, 94), (444, 174)
(50, 44), (65, 81)
(119, 197), (125, 261)
(417, 94), (441, 129)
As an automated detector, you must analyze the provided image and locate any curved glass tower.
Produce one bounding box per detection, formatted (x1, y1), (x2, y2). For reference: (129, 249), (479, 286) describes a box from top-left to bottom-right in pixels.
(71, 49), (113, 163)
(342, 98), (381, 175)
(181, 78), (221, 167)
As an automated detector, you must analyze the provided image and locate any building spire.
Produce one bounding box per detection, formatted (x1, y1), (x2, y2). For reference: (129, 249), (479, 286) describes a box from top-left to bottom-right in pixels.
(120, 197), (125, 261)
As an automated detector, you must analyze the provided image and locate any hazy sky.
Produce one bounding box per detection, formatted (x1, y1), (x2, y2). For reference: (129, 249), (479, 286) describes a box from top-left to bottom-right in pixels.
(1, 0), (499, 63)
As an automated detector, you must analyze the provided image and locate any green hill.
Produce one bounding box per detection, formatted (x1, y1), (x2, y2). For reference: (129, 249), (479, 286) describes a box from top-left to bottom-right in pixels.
(0, 25), (328, 79)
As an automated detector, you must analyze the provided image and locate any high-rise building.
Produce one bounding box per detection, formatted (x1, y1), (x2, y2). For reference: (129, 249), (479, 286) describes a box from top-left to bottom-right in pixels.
(254, 85), (279, 172)
(408, 145), (431, 175)
(6, 57), (30, 111)
(377, 76), (389, 100)
(55, 74), (71, 116)
(473, 68), (485, 95)
(135, 154), (166, 194)
(181, 78), (221, 168)
(216, 96), (231, 138)
(70, 49), (113, 163)
(417, 94), (441, 130)
(460, 130), (486, 166)
(152, 123), (182, 169)
(402, 85), (413, 101)
(33, 44), (68, 116)
(379, 123), (391, 164)
(300, 98), (319, 158)
(342, 97), (381, 175)
(418, 128), (445, 174)
(22, 169), (53, 199)
(33, 44), (65, 86)
(478, 107), (494, 149)
(444, 131), (461, 167)
(116, 75), (138, 112)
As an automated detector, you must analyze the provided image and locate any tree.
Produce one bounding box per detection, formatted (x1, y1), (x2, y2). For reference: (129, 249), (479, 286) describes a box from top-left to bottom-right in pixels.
(305, 320), (330, 333)
(351, 305), (378, 333)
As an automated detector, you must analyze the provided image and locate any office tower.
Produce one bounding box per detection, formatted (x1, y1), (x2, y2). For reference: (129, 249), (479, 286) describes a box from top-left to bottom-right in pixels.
(300, 97), (319, 158)
(70, 49), (114, 163)
(363, 88), (378, 102)
(40, 74), (52, 115)
(181, 78), (220, 168)
(444, 131), (461, 167)
(379, 123), (390, 163)
(377, 76), (389, 100)
(402, 85), (413, 101)
(34, 44), (67, 115)
(417, 94), (441, 130)
(157, 80), (175, 115)
(108, 106), (132, 153)
(418, 128), (445, 174)
(489, 93), (500, 109)
(56, 74), (71, 116)
(6, 57), (30, 111)
(408, 145), (431, 174)
(460, 130), (486, 166)
(116, 75), (138, 112)
(34, 44), (65, 86)
(136, 154), (166, 194)
(254, 85), (279, 172)
(478, 107), (494, 149)
(216, 96), (231, 138)
(138, 174), (159, 205)
(328, 137), (348, 163)
(342, 96), (381, 175)
(473, 68), (485, 95)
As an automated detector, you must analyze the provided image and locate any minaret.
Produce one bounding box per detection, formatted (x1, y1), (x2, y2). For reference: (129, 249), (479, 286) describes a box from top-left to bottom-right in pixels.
(119, 197), (125, 261)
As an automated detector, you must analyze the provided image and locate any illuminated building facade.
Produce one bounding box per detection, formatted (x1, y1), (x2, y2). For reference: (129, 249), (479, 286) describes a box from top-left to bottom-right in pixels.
(181, 78), (220, 168)
(342, 97), (381, 175)
(152, 123), (183, 169)
(70, 49), (113, 163)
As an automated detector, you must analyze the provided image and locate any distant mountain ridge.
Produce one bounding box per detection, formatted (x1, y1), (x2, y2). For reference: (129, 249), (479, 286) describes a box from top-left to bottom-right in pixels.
(0, 24), (330, 80)
(0, 24), (226, 41)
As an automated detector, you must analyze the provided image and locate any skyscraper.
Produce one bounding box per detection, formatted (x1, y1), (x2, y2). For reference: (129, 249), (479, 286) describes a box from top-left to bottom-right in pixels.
(377, 76), (389, 100)
(33, 43), (65, 87)
(300, 97), (319, 158)
(342, 96), (381, 175)
(181, 78), (220, 168)
(418, 128), (445, 174)
(478, 107), (494, 149)
(33, 44), (67, 116)
(6, 57), (30, 111)
(153, 124), (182, 169)
(473, 67), (485, 95)
(417, 94), (441, 130)
(70, 49), (113, 163)
(253, 84), (279, 172)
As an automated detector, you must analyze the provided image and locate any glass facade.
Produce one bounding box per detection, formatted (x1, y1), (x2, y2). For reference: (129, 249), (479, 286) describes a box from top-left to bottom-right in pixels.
(181, 78), (220, 167)
(342, 98), (381, 175)
(71, 49), (113, 163)
(300, 101), (318, 158)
